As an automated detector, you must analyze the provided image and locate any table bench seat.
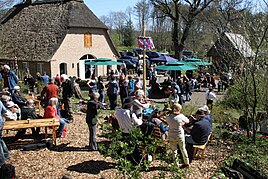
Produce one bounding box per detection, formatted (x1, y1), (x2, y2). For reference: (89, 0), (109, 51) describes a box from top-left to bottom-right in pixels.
(3, 118), (60, 145)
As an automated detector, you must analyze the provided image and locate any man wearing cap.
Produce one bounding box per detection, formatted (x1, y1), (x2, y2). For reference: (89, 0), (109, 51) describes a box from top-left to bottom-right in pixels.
(0, 65), (18, 93)
(11, 86), (27, 108)
(3, 101), (20, 121)
(184, 110), (211, 145)
(61, 74), (74, 123)
(115, 97), (143, 137)
(199, 105), (213, 130)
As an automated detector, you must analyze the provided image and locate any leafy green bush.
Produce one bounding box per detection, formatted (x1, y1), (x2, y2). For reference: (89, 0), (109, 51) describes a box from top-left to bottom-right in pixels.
(222, 137), (268, 177)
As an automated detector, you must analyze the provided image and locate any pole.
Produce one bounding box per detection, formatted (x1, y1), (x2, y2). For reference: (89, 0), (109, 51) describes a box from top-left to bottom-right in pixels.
(142, 19), (146, 97)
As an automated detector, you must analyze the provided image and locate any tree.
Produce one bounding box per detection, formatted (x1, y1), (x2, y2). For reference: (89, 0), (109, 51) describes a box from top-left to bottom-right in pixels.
(122, 15), (135, 47)
(219, 0), (268, 143)
(134, 0), (152, 34)
(151, 0), (214, 59)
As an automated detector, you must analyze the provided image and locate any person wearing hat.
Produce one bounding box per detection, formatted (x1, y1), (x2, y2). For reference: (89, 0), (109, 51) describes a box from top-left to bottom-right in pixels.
(1, 95), (11, 108)
(11, 86), (27, 108)
(149, 108), (169, 140)
(166, 103), (190, 168)
(0, 65), (18, 93)
(115, 97), (143, 136)
(199, 105), (212, 130)
(3, 101), (20, 121)
(185, 109), (212, 145)
(85, 92), (105, 150)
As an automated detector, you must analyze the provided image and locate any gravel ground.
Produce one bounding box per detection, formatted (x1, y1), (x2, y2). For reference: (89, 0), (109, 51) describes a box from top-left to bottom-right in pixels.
(3, 92), (228, 178)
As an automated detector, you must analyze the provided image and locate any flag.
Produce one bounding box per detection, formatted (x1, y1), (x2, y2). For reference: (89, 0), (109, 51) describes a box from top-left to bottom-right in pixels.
(138, 36), (155, 50)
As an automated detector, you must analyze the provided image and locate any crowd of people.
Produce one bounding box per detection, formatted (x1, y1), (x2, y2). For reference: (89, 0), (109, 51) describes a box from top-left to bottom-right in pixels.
(0, 63), (219, 170)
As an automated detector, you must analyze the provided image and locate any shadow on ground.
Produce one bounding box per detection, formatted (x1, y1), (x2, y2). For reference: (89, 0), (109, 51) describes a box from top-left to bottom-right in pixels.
(67, 160), (115, 174)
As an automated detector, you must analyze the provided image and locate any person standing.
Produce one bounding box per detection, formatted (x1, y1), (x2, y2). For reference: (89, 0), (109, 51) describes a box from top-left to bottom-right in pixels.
(41, 72), (50, 85)
(97, 76), (105, 104)
(106, 76), (118, 110)
(119, 74), (128, 105)
(0, 65), (18, 93)
(0, 101), (9, 167)
(205, 88), (216, 110)
(87, 74), (97, 97)
(85, 92), (104, 150)
(166, 103), (190, 168)
(41, 79), (59, 107)
(61, 74), (74, 123)
(127, 76), (135, 96)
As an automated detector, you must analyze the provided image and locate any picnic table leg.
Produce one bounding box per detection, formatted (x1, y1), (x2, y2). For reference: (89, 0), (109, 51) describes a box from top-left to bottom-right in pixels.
(45, 127), (48, 139)
(52, 127), (57, 146)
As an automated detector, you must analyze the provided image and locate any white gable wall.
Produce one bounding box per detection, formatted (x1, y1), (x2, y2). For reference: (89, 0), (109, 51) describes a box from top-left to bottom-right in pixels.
(51, 30), (117, 79)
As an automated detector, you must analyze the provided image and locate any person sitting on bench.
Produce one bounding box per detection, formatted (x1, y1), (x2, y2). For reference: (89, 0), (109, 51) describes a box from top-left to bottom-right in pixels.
(184, 109), (211, 145)
(13, 100), (42, 140)
(43, 98), (66, 138)
(3, 101), (20, 121)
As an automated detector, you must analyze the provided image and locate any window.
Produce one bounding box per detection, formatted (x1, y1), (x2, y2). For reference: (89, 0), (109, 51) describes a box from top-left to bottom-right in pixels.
(84, 34), (92, 48)
(72, 63), (74, 68)
(22, 62), (29, 72)
(37, 63), (45, 75)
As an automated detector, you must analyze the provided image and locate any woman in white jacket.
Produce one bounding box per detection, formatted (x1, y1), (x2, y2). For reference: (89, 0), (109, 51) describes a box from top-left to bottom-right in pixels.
(166, 103), (190, 168)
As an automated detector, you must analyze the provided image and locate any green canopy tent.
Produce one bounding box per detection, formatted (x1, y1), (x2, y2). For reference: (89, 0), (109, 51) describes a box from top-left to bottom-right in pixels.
(155, 62), (198, 71)
(84, 58), (122, 78)
(155, 62), (198, 80)
(185, 58), (201, 62)
(84, 58), (122, 66)
(184, 61), (212, 66)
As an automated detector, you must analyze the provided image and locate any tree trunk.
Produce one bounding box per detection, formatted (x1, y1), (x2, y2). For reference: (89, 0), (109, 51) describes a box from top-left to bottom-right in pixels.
(173, 20), (180, 60)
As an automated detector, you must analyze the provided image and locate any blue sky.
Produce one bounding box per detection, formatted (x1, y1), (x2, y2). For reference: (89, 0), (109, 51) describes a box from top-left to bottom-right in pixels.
(84, 0), (140, 18)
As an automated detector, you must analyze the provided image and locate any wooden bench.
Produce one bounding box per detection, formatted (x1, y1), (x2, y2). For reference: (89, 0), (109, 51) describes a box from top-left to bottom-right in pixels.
(3, 118), (60, 145)
(193, 132), (212, 159)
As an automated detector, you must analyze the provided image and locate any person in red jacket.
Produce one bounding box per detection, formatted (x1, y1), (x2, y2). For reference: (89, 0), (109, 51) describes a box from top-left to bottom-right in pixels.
(41, 79), (58, 107)
(43, 98), (66, 137)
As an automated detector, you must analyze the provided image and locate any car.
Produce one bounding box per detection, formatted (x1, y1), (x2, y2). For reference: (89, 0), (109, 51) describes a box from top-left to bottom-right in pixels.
(117, 59), (136, 69)
(146, 51), (162, 58)
(118, 56), (139, 64)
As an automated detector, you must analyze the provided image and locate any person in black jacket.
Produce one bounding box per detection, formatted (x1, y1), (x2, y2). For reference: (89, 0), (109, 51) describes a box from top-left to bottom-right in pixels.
(184, 109), (211, 145)
(11, 86), (27, 108)
(85, 92), (105, 150)
(61, 74), (74, 123)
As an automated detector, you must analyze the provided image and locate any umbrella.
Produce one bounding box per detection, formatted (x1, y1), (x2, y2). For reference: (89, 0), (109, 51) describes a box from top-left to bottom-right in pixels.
(85, 58), (122, 66)
(150, 55), (178, 62)
(185, 61), (212, 66)
(155, 62), (198, 71)
(185, 58), (201, 62)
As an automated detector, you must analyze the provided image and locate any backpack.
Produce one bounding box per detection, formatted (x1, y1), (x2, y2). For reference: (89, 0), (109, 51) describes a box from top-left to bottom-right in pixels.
(0, 164), (15, 179)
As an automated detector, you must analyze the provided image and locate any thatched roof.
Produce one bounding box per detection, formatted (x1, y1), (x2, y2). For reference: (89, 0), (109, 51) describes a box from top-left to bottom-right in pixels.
(207, 32), (255, 58)
(0, 0), (110, 62)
